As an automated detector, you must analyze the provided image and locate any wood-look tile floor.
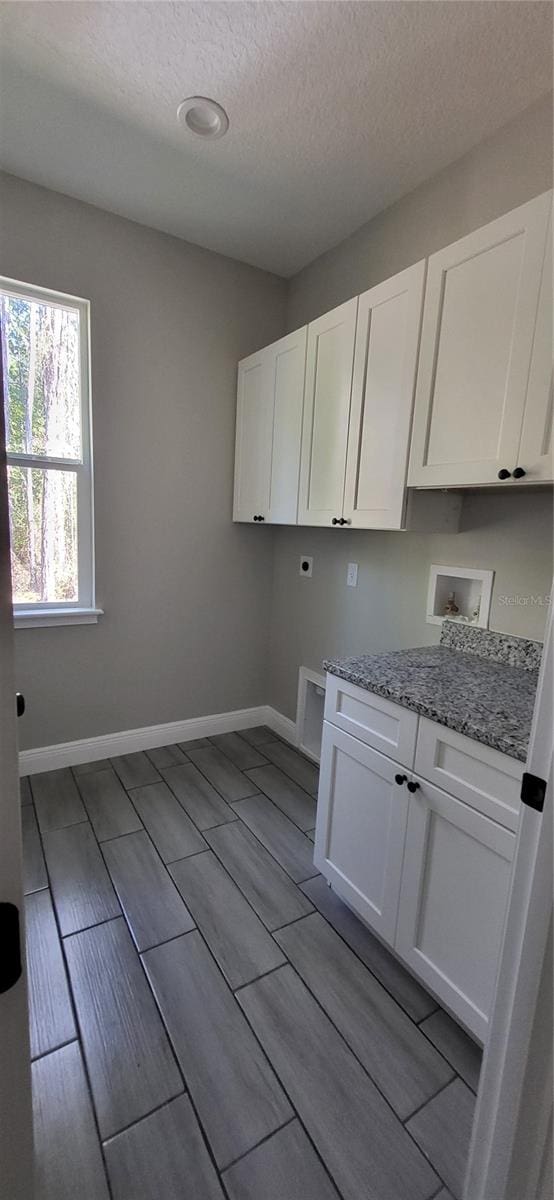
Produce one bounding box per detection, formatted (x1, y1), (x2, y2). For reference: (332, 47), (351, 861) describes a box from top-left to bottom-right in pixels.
(22, 730), (482, 1200)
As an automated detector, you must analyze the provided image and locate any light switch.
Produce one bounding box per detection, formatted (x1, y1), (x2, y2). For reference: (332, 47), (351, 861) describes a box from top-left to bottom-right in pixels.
(347, 562), (358, 587)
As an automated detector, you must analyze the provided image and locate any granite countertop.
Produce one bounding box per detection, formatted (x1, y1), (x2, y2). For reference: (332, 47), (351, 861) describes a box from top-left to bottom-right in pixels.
(323, 623), (542, 762)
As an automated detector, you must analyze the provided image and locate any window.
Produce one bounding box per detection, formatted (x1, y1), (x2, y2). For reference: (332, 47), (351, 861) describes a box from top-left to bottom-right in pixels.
(1, 277), (99, 626)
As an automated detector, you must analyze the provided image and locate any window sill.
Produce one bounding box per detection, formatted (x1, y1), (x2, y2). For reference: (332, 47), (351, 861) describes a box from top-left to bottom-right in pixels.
(14, 607), (104, 629)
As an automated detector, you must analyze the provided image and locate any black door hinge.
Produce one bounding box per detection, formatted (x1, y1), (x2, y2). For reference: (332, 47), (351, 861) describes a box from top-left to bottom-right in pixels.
(0, 903), (22, 994)
(521, 771), (547, 814)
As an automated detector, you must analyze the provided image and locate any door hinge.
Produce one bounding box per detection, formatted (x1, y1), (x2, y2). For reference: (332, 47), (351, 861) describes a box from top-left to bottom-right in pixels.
(520, 771), (547, 814)
(0, 902), (22, 994)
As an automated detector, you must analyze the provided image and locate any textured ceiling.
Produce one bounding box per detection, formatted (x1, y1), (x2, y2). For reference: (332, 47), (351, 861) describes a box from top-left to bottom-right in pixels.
(0, 1), (552, 276)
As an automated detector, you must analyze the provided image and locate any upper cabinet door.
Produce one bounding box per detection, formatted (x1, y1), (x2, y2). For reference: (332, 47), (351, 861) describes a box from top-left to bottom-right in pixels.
(408, 191), (552, 487)
(233, 348), (272, 523)
(517, 205), (553, 483)
(344, 261), (425, 529)
(267, 327), (307, 523)
(298, 298), (358, 526)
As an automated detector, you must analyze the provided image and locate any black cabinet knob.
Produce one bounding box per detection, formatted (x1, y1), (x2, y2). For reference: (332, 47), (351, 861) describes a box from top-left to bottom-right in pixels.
(258, 515), (265, 521)
(253, 515), (258, 521)
(512, 467), (526, 479)
(407, 780), (420, 793)
(497, 469), (512, 480)
(16, 693), (25, 718)
(331, 517), (339, 525)
(395, 774), (407, 786)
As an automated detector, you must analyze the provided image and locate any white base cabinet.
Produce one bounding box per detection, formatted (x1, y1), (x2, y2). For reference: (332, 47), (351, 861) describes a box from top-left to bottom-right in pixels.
(395, 777), (515, 1040)
(315, 724), (409, 944)
(315, 676), (522, 1042)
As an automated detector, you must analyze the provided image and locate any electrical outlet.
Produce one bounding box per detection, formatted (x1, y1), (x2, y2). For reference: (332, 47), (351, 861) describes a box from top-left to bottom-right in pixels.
(299, 556), (313, 578)
(347, 562), (358, 587)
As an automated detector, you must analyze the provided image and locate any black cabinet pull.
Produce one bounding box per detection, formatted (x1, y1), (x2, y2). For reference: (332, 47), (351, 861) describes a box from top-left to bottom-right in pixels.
(407, 780), (420, 793)
(512, 467), (526, 479)
(331, 517), (339, 525)
(338, 518), (346, 526)
(16, 693), (25, 718)
(258, 515), (265, 521)
(497, 469), (511, 480)
(395, 774), (407, 786)
(253, 515), (258, 521)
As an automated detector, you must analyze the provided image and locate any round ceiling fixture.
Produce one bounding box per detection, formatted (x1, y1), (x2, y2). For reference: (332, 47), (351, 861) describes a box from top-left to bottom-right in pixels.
(177, 96), (229, 140)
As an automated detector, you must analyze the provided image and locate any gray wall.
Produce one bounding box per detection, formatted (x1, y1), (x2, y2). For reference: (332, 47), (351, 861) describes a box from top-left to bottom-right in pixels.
(269, 95), (553, 720)
(0, 173), (286, 749)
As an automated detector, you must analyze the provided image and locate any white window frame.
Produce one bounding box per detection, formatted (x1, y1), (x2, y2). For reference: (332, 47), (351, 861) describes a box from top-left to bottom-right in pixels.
(1, 276), (101, 628)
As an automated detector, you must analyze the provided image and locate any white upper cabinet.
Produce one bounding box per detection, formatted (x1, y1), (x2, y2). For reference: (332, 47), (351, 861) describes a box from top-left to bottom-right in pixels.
(233, 326), (307, 524)
(298, 298), (358, 526)
(408, 190), (553, 488)
(517, 206), (553, 482)
(344, 261), (426, 528)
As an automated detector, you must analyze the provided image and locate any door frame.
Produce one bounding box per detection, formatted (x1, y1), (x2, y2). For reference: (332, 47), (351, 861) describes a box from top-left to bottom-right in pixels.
(465, 597), (553, 1199)
(0, 344), (34, 1197)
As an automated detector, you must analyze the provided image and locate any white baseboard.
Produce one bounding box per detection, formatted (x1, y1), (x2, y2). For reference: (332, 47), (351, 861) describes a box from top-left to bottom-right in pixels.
(19, 704), (289, 776)
(265, 706), (298, 747)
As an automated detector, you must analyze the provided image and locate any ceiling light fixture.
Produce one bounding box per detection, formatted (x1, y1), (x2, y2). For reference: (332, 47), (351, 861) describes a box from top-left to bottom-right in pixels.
(177, 96), (229, 140)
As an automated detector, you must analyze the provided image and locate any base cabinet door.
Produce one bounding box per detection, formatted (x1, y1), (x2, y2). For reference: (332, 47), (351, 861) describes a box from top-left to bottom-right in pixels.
(314, 722), (409, 943)
(395, 778), (516, 1041)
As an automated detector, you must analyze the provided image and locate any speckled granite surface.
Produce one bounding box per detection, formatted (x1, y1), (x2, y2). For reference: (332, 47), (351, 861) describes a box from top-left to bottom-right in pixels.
(440, 620), (543, 669)
(323, 625), (542, 762)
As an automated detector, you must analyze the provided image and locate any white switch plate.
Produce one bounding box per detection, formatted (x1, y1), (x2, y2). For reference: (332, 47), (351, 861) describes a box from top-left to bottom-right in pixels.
(347, 562), (358, 587)
(299, 556), (313, 578)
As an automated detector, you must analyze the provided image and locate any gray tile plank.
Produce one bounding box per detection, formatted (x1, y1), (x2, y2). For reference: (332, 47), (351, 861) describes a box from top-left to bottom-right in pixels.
(223, 1120), (340, 1200)
(162, 761), (238, 830)
(77, 768), (143, 841)
(102, 831), (195, 951)
(246, 763), (317, 831)
(238, 965), (439, 1200)
(72, 759), (111, 776)
(25, 889), (76, 1059)
(33, 1041), (110, 1200)
(210, 730), (268, 770)
(176, 736), (212, 751)
(43, 822), (120, 936)
(240, 725), (282, 747)
(187, 744), (259, 802)
(205, 820), (314, 931)
(32, 768), (87, 833)
(104, 1094), (224, 1200)
(110, 750), (161, 789)
(65, 917), (183, 1139)
(145, 743), (188, 769)
(128, 780), (207, 862)
(233, 794), (319, 883)
(22, 804), (48, 894)
(169, 851), (285, 988)
(435, 1192), (455, 1200)
(143, 931), (292, 1169)
(276, 913), (453, 1119)
(262, 741), (319, 797)
(306, 828), (316, 842)
(407, 1078), (476, 1199)
(420, 1009), (482, 1092)
(301, 875), (437, 1022)
(20, 775), (32, 804)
